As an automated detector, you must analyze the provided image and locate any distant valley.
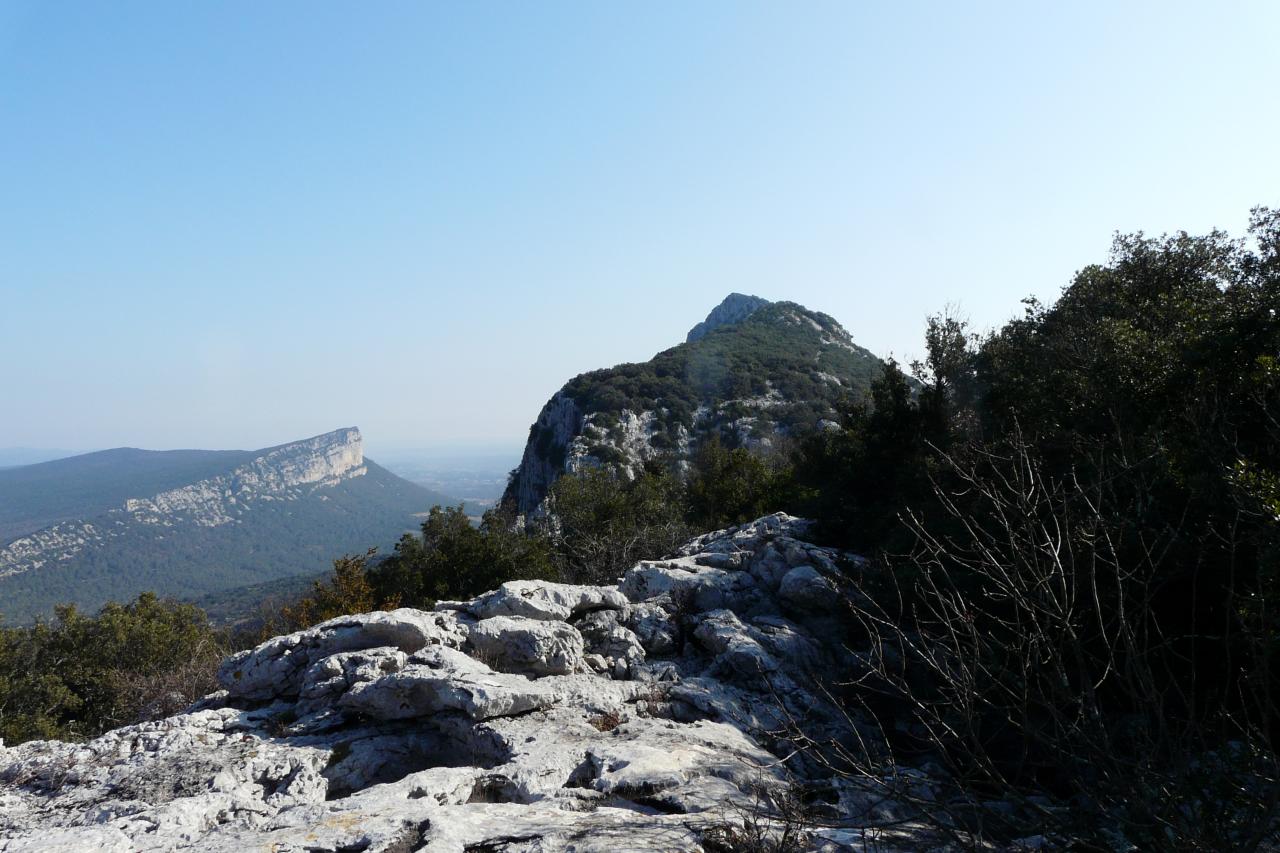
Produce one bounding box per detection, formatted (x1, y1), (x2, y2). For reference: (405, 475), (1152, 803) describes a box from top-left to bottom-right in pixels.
(373, 448), (519, 518)
(0, 428), (454, 623)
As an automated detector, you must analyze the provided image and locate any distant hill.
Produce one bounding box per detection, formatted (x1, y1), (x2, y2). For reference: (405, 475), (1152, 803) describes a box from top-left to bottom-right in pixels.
(0, 448), (82, 470)
(0, 447), (255, 542)
(0, 428), (453, 623)
(503, 293), (888, 514)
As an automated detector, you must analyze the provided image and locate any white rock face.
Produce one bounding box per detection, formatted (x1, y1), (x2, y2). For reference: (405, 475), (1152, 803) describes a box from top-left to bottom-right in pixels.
(501, 297), (888, 516)
(0, 428), (368, 579)
(463, 579), (630, 621)
(467, 616), (586, 676)
(0, 514), (938, 852)
(507, 392), (584, 516)
(218, 608), (467, 701)
(779, 564), (841, 612)
(124, 427), (366, 523)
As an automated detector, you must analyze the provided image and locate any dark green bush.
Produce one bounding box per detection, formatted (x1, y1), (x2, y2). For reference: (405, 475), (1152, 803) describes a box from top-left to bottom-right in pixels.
(0, 593), (225, 744)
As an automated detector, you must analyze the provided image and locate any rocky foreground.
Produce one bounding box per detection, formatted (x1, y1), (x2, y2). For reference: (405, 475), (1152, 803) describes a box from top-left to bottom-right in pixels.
(0, 515), (934, 852)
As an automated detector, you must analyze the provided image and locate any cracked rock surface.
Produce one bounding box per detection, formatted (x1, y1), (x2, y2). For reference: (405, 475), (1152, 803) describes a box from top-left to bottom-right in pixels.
(0, 514), (923, 852)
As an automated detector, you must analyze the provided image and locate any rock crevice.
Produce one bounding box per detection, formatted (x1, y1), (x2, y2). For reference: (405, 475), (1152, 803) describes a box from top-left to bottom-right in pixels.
(0, 514), (923, 852)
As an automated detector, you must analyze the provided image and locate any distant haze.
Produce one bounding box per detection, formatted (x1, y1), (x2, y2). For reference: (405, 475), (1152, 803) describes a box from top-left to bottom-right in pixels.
(2, 3), (1276, 452)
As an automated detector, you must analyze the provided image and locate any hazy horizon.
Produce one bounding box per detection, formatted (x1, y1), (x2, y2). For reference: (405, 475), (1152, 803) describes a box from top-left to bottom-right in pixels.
(0, 436), (527, 465)
(3, 2), (1277, 452)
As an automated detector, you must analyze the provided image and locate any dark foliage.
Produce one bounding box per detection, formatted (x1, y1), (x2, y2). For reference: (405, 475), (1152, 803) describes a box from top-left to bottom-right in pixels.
(278, 549), (401, 632)
(542, 462), (692, 585)
(789, 209), (1280, 848)
(686, 435), (790, 532)
(0, 593), (225, 744)
(367, 505), (559, 609)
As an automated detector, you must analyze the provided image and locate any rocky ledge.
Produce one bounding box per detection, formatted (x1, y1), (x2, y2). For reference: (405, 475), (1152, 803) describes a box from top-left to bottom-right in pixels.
(0, 515), (931, 852)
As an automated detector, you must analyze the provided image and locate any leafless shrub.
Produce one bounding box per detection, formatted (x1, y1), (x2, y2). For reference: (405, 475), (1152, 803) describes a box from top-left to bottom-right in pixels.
(792, 433), (1280, 849)
(109, 635), (226, 725)
(702, 780), (814, 853)
(587, 709), (624, 732)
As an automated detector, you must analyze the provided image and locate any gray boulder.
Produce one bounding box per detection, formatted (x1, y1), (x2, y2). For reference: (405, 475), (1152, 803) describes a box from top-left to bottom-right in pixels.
(340, 646), (558, 720)
(778, 564), (841, 612)
(467, 615), (586, 676)
(218, 608), (467, 700)
(0, 514), (957, 852)
(465, 579), (629, 621)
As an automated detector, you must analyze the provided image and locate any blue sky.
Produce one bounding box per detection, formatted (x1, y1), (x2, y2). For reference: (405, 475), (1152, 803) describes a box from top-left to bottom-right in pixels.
(1, 2), (1276, 455)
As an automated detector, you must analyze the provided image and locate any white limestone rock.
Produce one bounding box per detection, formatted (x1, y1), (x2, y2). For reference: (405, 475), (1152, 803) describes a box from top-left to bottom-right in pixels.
(629, 600), (682, 654)
(778, 564), (841, 612)
(466, 615), (586, 676)
(575, 609), (647, 669)
(620, 558), (763, 614)
(693, 609), (781, 678)
(297, 646), (408, 714)
(218, 608), (466, 700)
(0, 513), (956, 852)
(467, 579), (629, 622)
(340, 646), (558, 721)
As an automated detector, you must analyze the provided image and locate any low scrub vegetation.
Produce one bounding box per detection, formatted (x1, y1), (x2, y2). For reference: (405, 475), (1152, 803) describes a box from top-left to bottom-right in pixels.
(785, 209), (1280, 848)
(0, 593), (224, 744)
(0, 210), (1275, 847)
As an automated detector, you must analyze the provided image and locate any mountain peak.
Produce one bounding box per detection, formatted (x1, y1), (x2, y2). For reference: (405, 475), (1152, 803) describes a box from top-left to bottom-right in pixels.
(504, 296), (886, 515)
(0, 425), (434, 623)
(685, 293), (771, 343)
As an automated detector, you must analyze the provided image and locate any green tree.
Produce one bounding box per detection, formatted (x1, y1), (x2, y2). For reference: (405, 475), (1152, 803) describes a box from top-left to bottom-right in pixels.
(546, 463), (690, 584)
(788, 209), (1280, 848)
(370, 505), (558, 608)
(0, 593), (224, 744)
(686, 434), (780, 530)
(792, 358), (933, 551)
(278, 548), (398, 632)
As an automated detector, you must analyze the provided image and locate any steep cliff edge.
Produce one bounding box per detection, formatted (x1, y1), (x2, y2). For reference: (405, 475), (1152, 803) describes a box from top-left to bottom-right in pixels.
(503, 296), (886, 515)
(0, 429), (446, 623)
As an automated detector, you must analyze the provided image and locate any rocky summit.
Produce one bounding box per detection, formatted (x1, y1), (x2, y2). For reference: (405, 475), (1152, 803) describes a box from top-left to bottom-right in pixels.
(685, 292), (771, 343)
(503, 297), (887, 516)
(0, 515), (936, 852)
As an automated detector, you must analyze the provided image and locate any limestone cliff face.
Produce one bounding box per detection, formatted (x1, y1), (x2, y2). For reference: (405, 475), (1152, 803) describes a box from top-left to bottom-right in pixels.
(0, 428), (367, 579)
(503, 296), (885, 516)
(122, 427), (365, 526)
(508, 393), (584, 515)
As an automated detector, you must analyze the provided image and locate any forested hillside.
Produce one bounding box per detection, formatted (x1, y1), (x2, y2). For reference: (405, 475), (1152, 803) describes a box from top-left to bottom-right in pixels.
(0, 429), (455, 623)
(503, 294), (888, 514)
(0, 447), (254, 541)
(0, 212), (1275, 849)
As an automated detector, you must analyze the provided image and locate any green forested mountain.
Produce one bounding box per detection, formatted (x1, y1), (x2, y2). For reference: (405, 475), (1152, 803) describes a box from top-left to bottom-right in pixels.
(0, 448), (255, 542)
(0, 429), (453, 624)
(503, 293), (888, 514)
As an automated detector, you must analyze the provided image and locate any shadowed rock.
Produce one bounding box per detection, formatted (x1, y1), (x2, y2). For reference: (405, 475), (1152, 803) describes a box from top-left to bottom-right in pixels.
(0, 514), (939, 852)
